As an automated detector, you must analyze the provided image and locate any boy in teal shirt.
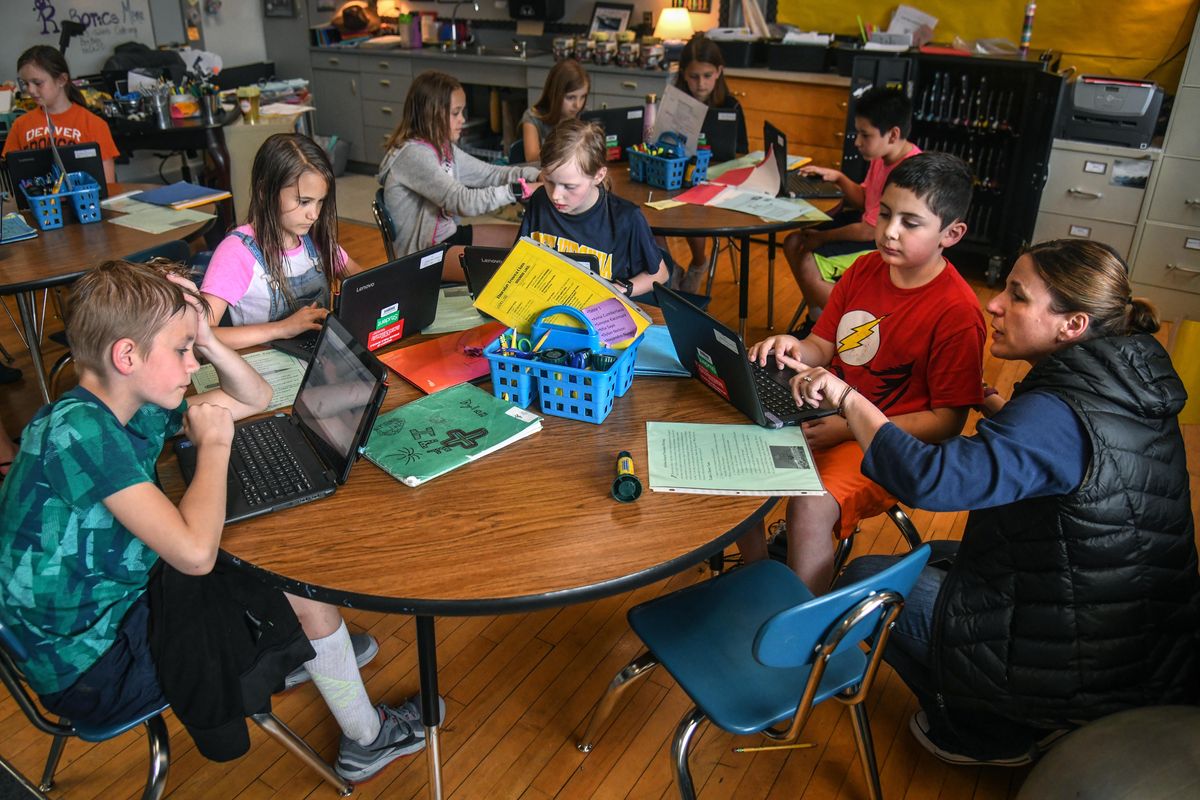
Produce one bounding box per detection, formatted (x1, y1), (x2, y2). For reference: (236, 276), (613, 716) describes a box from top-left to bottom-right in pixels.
(0, 260), (433, 783)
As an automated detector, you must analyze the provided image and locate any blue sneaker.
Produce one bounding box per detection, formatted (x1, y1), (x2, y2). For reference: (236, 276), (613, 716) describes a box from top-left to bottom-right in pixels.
(335, 695), (446, 783)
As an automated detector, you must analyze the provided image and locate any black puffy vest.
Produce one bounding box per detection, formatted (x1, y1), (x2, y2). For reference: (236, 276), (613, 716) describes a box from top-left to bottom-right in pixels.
(933, 334), (1198, 726)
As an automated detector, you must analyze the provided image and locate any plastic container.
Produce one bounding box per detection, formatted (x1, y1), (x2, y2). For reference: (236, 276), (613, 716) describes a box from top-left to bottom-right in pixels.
(20, 170), (102, 231)
(713, 39), (766, 68)
(766, 42), (831, 73)
(484, 305), (642, 425)
(627, 132), (712, 190)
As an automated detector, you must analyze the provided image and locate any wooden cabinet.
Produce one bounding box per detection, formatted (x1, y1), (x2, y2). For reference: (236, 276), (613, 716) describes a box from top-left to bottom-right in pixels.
(725, 74), (849, 168)
(1129, 13), (1200, 320)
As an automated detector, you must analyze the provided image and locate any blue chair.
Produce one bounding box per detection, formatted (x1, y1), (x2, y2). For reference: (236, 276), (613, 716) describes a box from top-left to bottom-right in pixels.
(0, 619), (170, 798)
(372, 187), (397, 262)
(577, 545), (931, 800)
(0, 618), (353, 797)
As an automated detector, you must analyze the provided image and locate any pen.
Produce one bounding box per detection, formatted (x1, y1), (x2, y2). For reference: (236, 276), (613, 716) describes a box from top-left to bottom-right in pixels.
(732, 742), (815, 753)
(648, 190), (654, 203)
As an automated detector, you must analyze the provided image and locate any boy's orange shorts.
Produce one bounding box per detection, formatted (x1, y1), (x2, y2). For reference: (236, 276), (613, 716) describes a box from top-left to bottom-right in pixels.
(814, 440), (896, 540)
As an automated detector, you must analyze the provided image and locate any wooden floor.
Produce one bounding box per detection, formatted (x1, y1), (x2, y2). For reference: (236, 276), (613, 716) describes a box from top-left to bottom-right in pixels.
(0, 218), (1197, 800)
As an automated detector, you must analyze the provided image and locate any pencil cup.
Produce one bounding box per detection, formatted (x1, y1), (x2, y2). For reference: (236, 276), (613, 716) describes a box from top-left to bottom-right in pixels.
(150, 93), (171, 129)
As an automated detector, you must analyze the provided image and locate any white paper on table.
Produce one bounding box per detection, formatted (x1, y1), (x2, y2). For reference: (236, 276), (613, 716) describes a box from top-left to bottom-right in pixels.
(737, 144), (783, 195)
(650, 85), (707, 157)
(190, 350), (307, 412)
(709, 190), (806, 222)
(781, 31), (832, 45)
(106, 206), (215, 234)
(0, 88), (12, 114)
(888, 5), (938, 35)
(260, 103), (316, 116)
(128, 71), (159, 93)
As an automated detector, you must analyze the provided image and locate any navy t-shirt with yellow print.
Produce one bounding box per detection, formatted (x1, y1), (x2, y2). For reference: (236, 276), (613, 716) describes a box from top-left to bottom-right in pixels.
(518, 187), (662, 282)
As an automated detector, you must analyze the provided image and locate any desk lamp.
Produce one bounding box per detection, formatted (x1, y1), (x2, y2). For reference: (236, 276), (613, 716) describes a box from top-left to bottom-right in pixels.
(654, 7), (694, 62)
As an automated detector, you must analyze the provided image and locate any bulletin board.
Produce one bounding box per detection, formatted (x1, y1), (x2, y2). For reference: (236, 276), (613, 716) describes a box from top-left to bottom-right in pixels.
(6, 0), (156, 77)
(776, 0), (1200, 93)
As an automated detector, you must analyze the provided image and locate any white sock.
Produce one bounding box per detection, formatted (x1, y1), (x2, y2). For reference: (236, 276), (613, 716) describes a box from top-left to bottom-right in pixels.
(305, 621), (381, 745)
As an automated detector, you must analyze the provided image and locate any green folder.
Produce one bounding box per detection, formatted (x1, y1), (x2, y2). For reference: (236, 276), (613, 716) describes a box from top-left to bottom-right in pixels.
(362, 383), (542, 487)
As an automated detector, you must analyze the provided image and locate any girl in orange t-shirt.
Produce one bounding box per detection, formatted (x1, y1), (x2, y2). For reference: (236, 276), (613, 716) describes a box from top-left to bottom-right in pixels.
(4, 46), (119, 183)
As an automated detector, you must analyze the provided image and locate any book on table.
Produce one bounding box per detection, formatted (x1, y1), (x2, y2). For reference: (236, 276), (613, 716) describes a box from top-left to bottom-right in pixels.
(471, 236), (651, 349)
(361, 382), (542, 487)
(376, 321), (506, 394)
(132, 180), (232, 210)
(645, 421), (826, 496)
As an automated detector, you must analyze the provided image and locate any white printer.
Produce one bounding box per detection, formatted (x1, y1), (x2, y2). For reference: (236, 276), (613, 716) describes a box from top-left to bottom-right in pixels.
(1057, 75), (1164, 149)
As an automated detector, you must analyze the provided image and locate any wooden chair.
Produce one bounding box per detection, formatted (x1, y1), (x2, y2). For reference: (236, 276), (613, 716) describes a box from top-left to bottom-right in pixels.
(577, 545), (931, 799)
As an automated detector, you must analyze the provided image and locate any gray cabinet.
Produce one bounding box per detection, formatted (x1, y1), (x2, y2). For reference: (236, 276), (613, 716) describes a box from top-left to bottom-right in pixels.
(311, 66), (365, 162)
(1129, 13), (1200, 321)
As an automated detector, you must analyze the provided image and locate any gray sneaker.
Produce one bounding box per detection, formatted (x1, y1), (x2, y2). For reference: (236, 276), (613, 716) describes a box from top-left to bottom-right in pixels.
(334, 696), (445, 783)
(284, 632), (379, 691)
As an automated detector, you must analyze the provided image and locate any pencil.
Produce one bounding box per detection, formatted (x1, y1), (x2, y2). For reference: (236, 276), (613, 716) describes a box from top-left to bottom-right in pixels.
(732, 742), (815, 753)
(532, 331), (551, 352)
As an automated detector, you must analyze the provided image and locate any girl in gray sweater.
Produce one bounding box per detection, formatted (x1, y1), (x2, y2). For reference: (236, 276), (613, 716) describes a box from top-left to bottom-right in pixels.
(377, 71), (540, 279)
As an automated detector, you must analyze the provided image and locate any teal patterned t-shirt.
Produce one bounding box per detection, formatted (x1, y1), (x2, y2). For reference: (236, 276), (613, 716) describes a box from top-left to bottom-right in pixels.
(0, 387), (185, 694)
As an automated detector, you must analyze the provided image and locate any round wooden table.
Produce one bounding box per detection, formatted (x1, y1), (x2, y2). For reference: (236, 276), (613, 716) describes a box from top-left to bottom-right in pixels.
(608, 168), (841, 338)
(159, 343), (776, 799)
(0, 182), (216, 402)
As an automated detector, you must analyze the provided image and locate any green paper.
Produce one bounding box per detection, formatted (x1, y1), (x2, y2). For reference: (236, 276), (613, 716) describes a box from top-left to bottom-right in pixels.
(362, 383), (541, 487)
(646, 421), (826, 496)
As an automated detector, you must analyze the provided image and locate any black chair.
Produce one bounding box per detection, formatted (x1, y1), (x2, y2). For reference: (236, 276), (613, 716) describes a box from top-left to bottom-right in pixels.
(372, 187), (397, 262)
(507, 138), (526, 164)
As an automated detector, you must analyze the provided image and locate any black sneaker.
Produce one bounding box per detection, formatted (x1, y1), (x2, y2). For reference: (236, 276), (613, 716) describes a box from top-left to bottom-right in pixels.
(334, 695), (446, 783)
(283, 632), (379, 691)
(908, 710), (1035, 767)
(0, 363), (21, 384)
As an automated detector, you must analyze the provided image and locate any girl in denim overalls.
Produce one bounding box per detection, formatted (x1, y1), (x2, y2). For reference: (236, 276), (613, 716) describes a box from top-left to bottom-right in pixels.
(200, 133), (365, 350)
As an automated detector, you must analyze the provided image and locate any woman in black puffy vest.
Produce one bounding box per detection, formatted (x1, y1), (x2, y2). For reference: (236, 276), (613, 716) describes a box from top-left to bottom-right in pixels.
(781, 238), (1198, 767)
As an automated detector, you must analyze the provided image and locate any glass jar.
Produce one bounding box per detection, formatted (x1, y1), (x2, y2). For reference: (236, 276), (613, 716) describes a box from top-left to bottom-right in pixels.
(552, 36), (574, 61)
(594, 40), (616, 65)
(616, 41), (640, 68)
(641, 43), (665, 70)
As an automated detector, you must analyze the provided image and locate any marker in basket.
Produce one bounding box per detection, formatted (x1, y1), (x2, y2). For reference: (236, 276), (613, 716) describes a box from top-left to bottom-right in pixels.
(612, 451), (643, 503)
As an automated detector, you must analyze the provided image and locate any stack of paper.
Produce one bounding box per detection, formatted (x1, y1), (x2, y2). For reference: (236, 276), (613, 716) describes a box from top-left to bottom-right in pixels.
(634, 325), (689, 377)
(362, 383), (541, 487)
(646, 421), (825, 496)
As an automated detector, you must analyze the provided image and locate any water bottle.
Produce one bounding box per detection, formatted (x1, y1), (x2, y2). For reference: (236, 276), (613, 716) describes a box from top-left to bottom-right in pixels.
(642, 93), (657, 144)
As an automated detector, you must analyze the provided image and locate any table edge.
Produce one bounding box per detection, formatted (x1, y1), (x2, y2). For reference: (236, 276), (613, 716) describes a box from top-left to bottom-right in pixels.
(219, 497), (776, 616)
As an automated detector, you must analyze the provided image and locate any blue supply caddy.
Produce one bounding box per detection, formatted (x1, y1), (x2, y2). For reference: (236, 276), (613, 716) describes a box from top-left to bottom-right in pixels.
(20, 170), (102, 231)
(484, 305), (642, 424)
(627, 132), (712, 191)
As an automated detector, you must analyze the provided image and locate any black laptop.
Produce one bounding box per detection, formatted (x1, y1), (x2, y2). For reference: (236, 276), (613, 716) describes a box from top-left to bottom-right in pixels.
(654, 283), (835, 429)
(271, 243), (447, 359)
(461, 245), (601, 302)
(702, 106), (744, 162)
(581, 105), (645, 162)
(763, 121), (845, 200)
(176, 314), (388, 524)
(4, 142), (109, 210)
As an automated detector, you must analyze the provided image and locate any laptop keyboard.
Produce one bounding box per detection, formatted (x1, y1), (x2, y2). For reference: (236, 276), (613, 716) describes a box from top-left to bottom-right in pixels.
(232, 419), (313, 507)
(752, 362), (800, 416)
(786, 174), (844, 199)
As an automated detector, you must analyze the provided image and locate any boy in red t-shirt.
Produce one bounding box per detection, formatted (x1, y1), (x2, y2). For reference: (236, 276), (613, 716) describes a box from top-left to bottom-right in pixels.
(782, 87), (920, 336)
(743, 152), (985, 592)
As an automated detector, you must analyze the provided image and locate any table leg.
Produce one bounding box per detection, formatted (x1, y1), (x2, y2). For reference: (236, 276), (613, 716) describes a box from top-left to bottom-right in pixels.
(14, 290), (51, 404)
(738, 235), (751, 340)
(416, 616), (444, 800)
(767, 233), (777, 330)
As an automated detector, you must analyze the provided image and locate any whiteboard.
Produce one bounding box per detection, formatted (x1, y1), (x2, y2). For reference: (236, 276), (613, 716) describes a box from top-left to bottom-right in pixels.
(10, 0), (156, 76)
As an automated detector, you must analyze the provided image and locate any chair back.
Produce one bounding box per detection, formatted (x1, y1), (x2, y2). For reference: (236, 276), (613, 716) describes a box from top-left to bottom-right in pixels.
(508, 139), (526, 165)
(372, 188), (397, 261)
(123, 239), (192, 266)
(755, 544), (929, 669)
(0, 620), (75, 738)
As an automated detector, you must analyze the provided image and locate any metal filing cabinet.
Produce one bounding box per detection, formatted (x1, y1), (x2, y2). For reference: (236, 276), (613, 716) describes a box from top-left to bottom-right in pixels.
(1129, 12), (1200, 321)
(1033, 139), (1158, 259)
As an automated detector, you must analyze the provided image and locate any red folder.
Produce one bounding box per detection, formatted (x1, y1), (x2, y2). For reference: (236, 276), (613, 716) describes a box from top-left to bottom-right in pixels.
(378, 321), (506, 394)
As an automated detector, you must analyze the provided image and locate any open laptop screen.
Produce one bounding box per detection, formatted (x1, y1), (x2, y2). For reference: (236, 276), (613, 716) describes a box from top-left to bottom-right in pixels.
(292, 316), (383, 476)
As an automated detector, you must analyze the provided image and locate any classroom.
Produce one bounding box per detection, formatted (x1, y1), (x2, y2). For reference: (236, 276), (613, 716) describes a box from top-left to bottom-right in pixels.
(1, 0), (1198, 798)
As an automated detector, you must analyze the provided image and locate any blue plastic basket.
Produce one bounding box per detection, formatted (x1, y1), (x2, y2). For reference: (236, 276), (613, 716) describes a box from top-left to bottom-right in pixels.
(627, 132), (712, 190)
(484, 305), (642, 424)
(20, 170), (102, 230)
